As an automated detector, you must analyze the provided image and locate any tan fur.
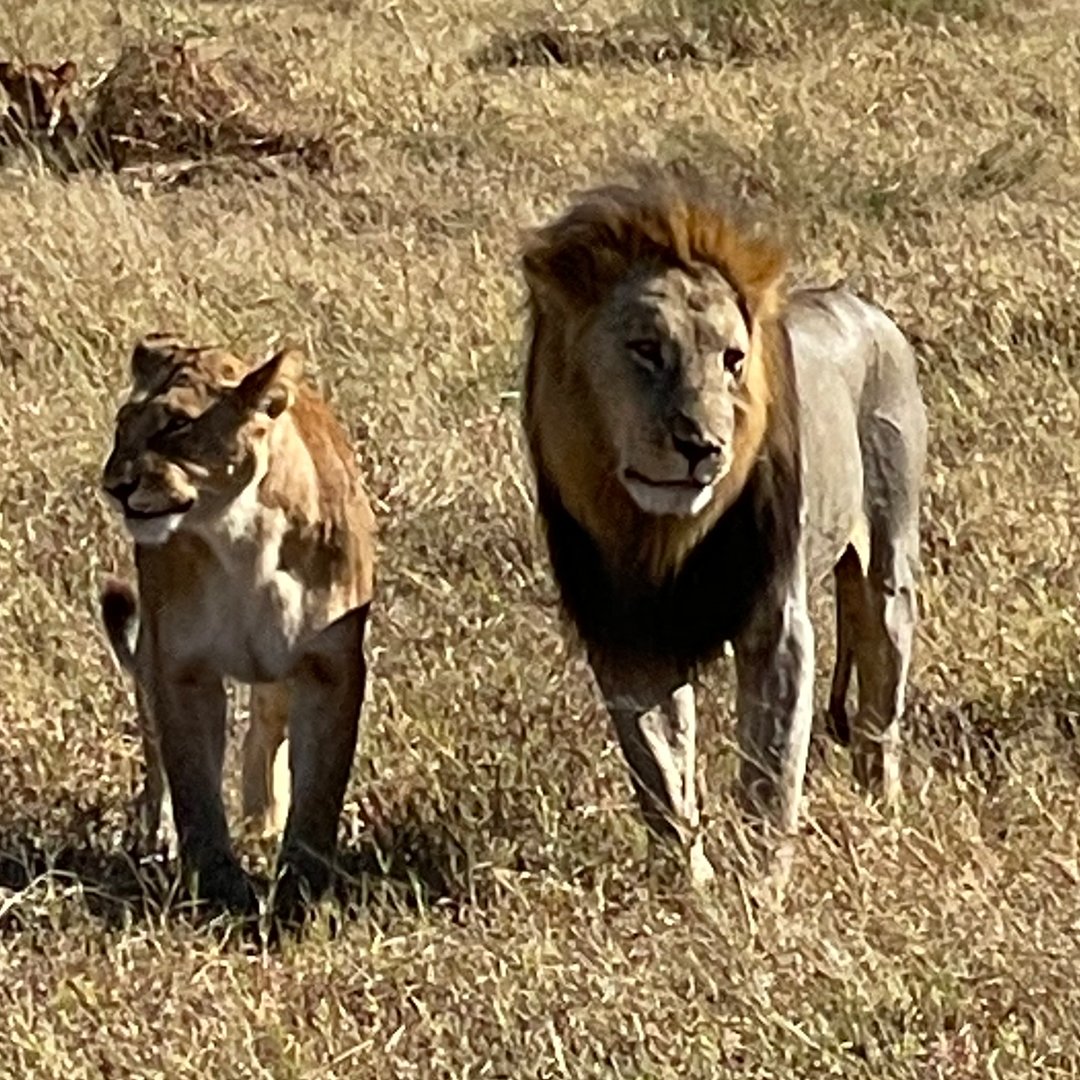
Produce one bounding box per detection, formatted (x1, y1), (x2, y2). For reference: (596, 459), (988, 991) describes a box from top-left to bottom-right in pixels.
(523, 171), (793, 582)
(102, 335), (374, 913)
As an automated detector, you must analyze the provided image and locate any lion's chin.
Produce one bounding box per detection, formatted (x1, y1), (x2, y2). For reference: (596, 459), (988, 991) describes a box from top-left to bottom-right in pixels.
(123, 511), (187, 547)
(621, 474), (716, 518)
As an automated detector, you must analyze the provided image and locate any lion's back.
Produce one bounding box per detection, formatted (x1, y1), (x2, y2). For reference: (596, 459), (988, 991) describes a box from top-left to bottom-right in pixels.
(786, 286), (926, 578)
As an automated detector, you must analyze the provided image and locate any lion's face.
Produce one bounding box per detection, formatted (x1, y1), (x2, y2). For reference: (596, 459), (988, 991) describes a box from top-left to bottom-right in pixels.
(102, 337), (296, 547)
(0, 60), (78, 142)
(579, 264), (754, 518)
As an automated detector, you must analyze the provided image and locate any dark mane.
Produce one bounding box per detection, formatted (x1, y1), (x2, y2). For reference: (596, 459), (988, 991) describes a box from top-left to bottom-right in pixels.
(534, 321), (802, 670)
(523, 168), (802, 669)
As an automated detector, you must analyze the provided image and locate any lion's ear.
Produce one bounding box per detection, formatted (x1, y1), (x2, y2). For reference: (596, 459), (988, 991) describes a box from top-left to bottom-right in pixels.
(233, 347), (302, 419)
(0, 62), (17, 92)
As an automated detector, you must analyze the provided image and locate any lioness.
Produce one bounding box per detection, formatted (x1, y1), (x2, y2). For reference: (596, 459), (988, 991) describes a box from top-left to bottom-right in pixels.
(0, 59), (79, 152)
(101, 335), (375, 914)
(522, 170), (926, 882)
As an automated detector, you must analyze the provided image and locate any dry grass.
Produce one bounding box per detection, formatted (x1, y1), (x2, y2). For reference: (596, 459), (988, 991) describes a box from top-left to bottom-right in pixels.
(1, 0), (1080, 1075)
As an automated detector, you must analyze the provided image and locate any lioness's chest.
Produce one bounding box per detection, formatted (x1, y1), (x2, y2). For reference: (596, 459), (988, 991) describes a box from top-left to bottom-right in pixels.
(158, 560), (310, 683)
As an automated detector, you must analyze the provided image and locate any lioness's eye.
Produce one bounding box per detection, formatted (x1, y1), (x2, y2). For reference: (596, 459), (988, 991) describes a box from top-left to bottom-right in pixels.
(161, 415), (193, 438)
(722, 347), (745, 375)
(628, 339), (664, 370)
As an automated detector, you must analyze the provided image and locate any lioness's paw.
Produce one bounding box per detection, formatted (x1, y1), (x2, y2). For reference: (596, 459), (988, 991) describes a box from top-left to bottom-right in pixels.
(190, 855), (260, 915)
(271, 851), (333, 925)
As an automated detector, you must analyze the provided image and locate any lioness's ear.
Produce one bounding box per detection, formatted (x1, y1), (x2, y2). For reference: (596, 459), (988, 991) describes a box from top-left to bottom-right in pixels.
(52, 60), (77, 86)
(131, 335), (183, 391)
(0, 63), (17, 91)
(234, 347), (302, 419)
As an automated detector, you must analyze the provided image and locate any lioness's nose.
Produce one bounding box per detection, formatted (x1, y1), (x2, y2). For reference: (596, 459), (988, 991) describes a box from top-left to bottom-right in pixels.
(105, 479), (138, 505)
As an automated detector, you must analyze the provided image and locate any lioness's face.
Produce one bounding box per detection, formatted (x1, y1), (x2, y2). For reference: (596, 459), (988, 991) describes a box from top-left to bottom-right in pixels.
(0, 60), (78, 141)
(102, 338), (294, 546)
(583, 264), (753, 518)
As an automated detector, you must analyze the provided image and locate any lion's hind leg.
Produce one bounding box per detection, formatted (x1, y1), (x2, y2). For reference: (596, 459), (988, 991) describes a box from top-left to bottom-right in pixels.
(849, 542), (916, 806)
(827, 546), (865, 747)
(242, 682), (291, 840)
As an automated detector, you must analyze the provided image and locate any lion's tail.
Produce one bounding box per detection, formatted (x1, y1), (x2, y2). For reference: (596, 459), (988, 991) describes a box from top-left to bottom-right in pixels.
(101, 577), (139, 675)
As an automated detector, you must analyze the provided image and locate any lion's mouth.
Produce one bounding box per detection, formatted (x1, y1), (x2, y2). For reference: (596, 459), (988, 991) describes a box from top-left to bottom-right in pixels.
(623, 468), (706, 490)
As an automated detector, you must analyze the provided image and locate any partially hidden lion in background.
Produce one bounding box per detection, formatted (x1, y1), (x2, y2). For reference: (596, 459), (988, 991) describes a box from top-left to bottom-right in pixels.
(522, 168), (927, 883)
(101, 336), (375, 915)
(0, 60), (79, 156)
(1, 42), (328, 176)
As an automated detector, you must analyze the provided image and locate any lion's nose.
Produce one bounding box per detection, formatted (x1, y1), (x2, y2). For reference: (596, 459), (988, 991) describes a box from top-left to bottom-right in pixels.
(671, 410), (724, 474)
(673, 432), (721, 469)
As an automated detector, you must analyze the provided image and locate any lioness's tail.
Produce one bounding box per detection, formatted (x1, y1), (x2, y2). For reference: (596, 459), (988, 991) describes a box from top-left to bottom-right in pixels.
(101, 578), (139, 675)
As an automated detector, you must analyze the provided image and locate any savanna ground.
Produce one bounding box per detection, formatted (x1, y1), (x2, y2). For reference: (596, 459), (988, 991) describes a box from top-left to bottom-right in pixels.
(1, 0), (1079, 1075)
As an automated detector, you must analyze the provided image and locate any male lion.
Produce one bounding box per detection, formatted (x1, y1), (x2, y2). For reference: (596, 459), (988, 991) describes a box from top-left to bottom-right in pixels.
(522, 170), (926, 882)
(101, 335), (375, 914)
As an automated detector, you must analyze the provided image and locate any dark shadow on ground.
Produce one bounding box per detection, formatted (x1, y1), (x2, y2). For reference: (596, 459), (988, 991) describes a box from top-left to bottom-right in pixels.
(0, 795), (483, 936)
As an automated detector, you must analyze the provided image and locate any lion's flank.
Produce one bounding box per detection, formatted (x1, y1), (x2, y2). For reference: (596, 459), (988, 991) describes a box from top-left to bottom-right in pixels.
(522, 166), (786, 317)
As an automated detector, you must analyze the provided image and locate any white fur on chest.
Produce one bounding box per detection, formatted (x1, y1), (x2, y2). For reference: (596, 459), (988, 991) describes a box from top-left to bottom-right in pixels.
(173, 480), (310, 683)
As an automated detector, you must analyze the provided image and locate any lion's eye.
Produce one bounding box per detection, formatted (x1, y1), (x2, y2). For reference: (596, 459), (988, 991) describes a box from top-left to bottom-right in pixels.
(628, 339), (664, 371)
(722, 347), (745, 375)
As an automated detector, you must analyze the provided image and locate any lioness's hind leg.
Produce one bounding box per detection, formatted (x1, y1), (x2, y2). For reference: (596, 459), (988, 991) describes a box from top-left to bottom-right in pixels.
(132, 678), (175, 855)
(850, 549), (916, 805)
(242, 682), (291, 839)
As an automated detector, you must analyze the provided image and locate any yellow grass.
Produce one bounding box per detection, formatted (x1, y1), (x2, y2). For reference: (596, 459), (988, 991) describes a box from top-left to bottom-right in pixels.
(1, 0), (1079, 1075)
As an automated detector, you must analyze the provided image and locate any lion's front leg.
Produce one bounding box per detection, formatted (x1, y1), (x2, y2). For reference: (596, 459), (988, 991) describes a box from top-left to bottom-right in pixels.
(151, 668), (257, 913)
(594, 655), (713, 885)
(274, 604), (369, 917)
(732, 568), (815, 866)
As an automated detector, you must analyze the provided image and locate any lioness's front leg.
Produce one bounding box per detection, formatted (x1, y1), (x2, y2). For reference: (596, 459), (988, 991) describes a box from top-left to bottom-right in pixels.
(274, 604), (369, 914)
(150, 666), (257, 913)
(732, 566), (814, 859)
(593, 654), (713, 885)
